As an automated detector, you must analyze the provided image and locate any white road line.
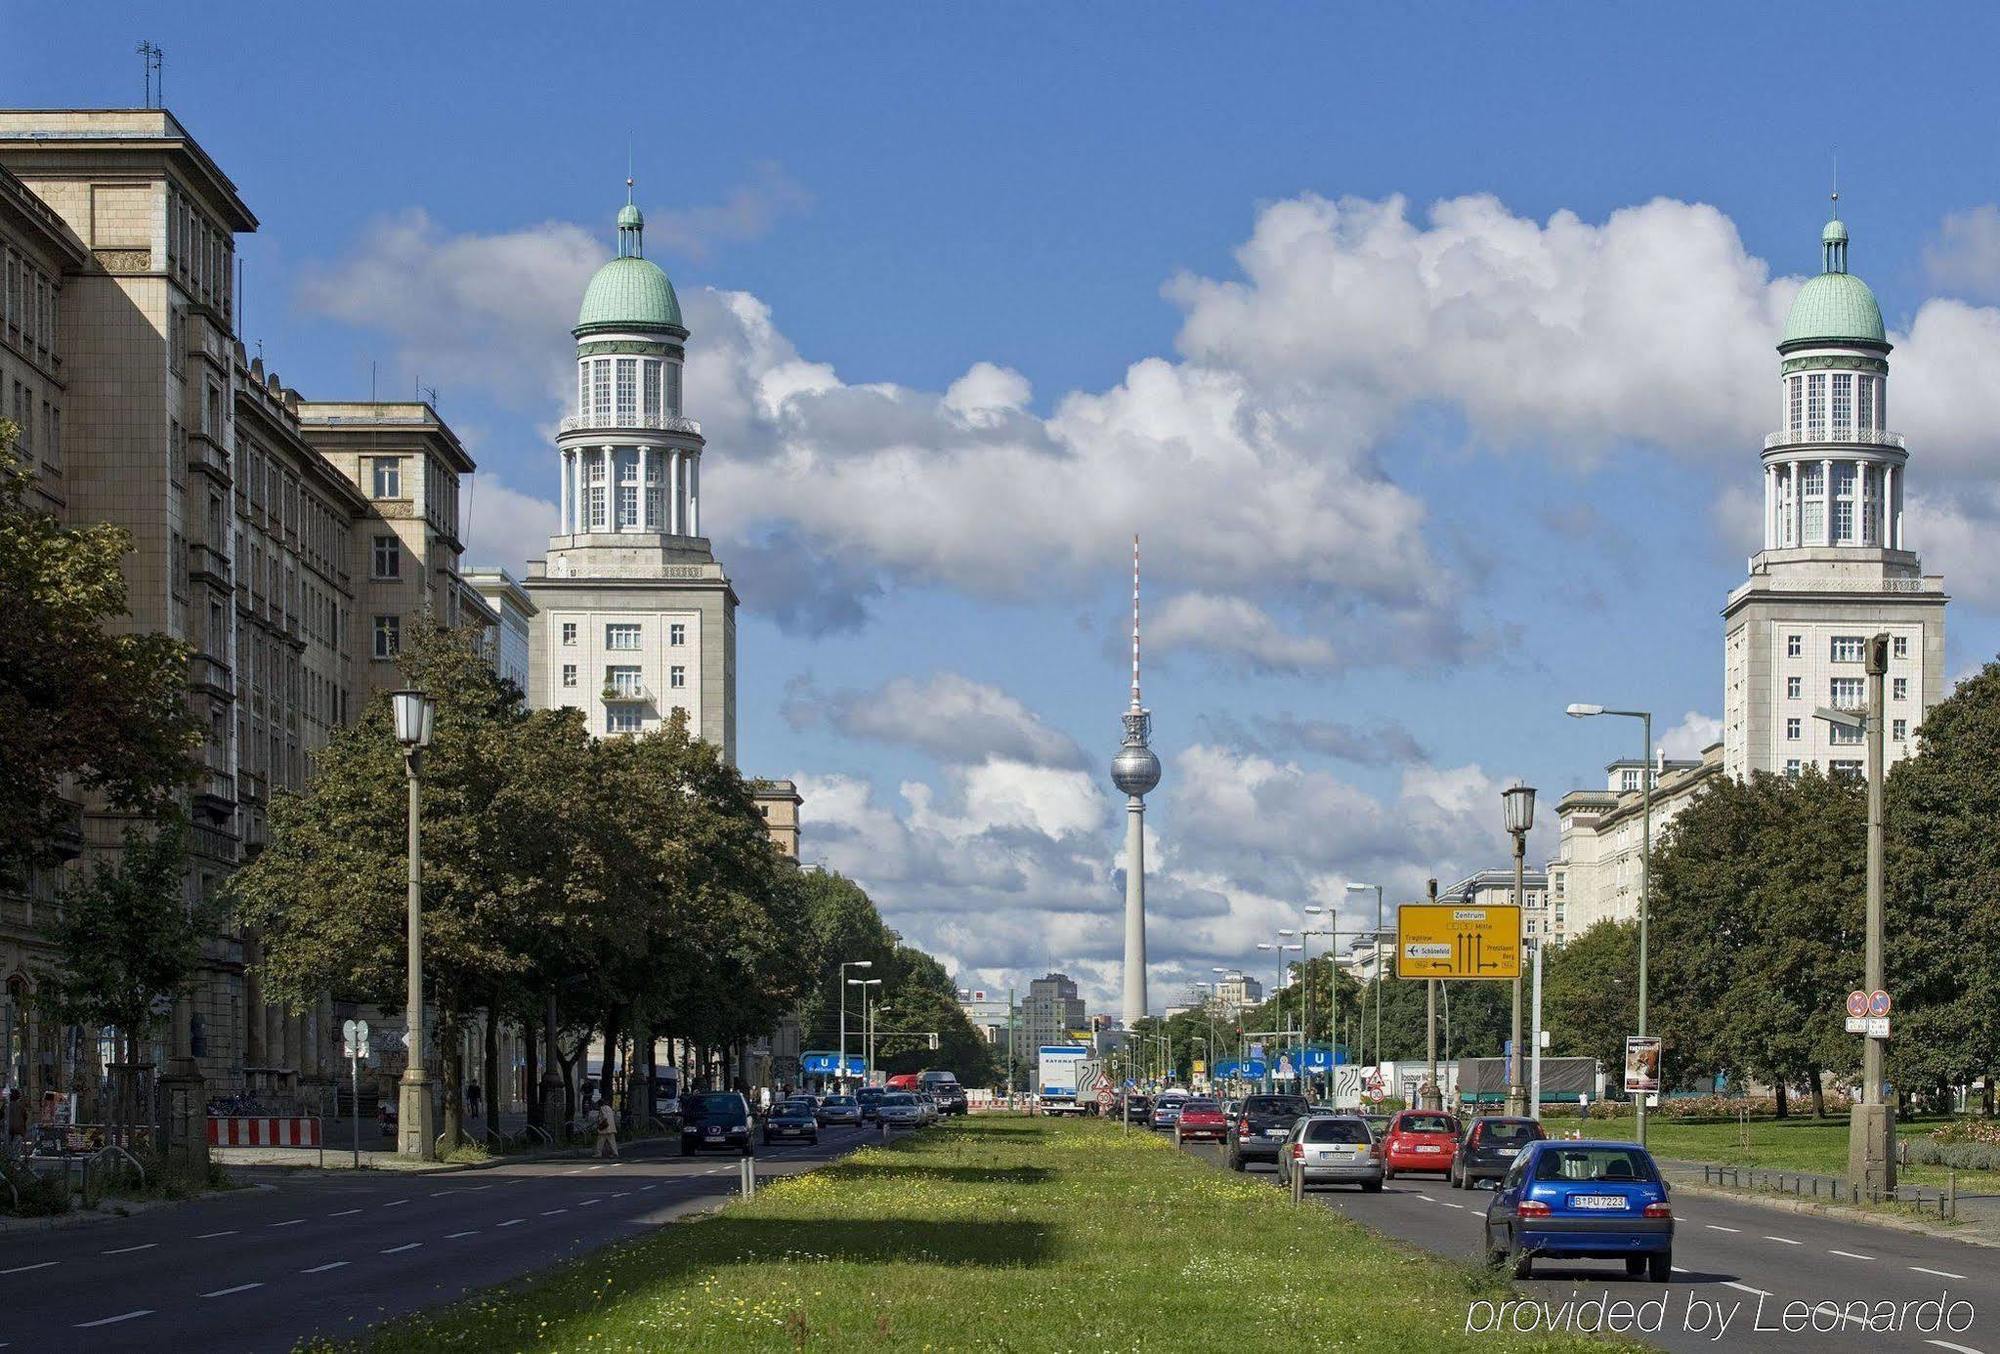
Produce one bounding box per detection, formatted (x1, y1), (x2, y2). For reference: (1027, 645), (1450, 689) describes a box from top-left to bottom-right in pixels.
(74, 1311), (152, 1328)
(1411, 1193), (1435, 1204)
(1439, 1201), (1466, 1210)
(428, 1189), (457, 1198)
(1829, 1249), (1875, 1260)
(330, 1208), (363, 1217)
(541, 1208), (568, 1216)
(611, 1191), (628, 1198)
(301, 1261), (348, 1274)
(0, 1261), (57, 1275)
(577, 1198), (602, 1207)
(445, 1230), (478, 1239)
(1724, 1281), (1773, 1298)
(588, 1164), (607, 1171)
(463, 1184), (492, 1192)
(380, 1242), (422, 1255)
(1926, 1341), (1985, 1354)
(101, 1243), (157, 1255)
(1672, 1266), (1691, 1274)
(1763, 1235), (1802, 1245)
(638, 1184), (657, 1191)
(1704, 1224), (1741, 1233)
(200, 1283), (263, 1298)
(496, 1218), (525, 1228)
(564, 1168), (586, 1175)
(383, 1199), (409, 1208)
(1911, 1265), (1968, 1281)
(268, 1218), (306, 1228)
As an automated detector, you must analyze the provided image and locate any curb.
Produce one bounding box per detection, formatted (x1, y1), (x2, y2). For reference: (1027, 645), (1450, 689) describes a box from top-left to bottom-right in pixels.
(0, 1194), (189, 1235)
(1670, 1181), (2000, 1250)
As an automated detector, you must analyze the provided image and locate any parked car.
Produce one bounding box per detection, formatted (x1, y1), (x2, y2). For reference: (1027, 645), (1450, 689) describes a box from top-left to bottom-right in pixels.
(1173, 1099), (1229, 1145)
(857, 1087), (889, 1123)
(1453, 1116), (1546, 1189)
(1277, 1114), (1384, 1193)
(763, 1101), (820, 1146)
(1380, 1109), (1461, 1179)
(919, 1070), (970, 1116)
(1484, 1140), (1673, 1281)
(876, 1092), (925, 1128)
(818, 1094), (862, 1127)
(1225, 1094), (1312, 1170)
(681, 1091), (754, 1156)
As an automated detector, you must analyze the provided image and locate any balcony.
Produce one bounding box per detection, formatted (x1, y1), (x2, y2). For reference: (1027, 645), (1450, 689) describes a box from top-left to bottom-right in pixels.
(559, 411), (702, 437)
(188, 652), (233, 699)
(601, 684), (652, 704)
(1764, 427), (1906, 451)
(189, 542), (231, 590)
(188, 433), (232, 484)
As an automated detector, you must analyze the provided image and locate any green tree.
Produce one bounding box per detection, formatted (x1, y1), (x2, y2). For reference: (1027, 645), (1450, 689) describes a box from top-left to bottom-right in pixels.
(0, 422), (198, 876)
(1541, 920), (1640, 1074)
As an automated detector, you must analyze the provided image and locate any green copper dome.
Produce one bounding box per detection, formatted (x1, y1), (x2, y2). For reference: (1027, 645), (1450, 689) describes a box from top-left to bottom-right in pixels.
(1781, 215), (1885, 348)
(576, 257), (682, 331)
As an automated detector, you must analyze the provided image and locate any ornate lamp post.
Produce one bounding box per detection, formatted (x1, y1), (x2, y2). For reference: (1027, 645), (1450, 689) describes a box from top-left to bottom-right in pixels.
(391, 688), (436, 1159)
(1502, 782), (1537, 1118)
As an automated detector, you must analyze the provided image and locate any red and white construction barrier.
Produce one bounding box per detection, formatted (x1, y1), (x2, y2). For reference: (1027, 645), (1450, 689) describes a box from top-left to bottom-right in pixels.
(207, 1116), (320, 1147)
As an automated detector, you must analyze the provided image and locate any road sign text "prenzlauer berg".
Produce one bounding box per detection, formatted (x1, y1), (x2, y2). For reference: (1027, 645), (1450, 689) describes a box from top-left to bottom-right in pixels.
(1396, 904), (1522, 980)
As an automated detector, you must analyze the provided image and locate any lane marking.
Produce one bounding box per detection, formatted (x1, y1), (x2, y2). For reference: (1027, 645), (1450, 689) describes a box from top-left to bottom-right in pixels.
(1672, 1266), (1691, 1274)
(563, 1168), (586, 1175)
(1926, 1342), (1985, 1354)
(1411, 1194), (1435, 1204)
(200, 1283), (264, 1298)
(577, 1198), (602, 1207)
(428, 1190), (458, 1198)
(497, 1218), (525, 1228)
(75, 1311), (152, 1328)
(0, 1261), (57, 1275)
(268, 1218), (306, 1228)
(463, 1184), (492, 1192)
(588, 1164), (607, 1171)
(445, 1230), (478, 1239)
(1439, 1201), (1466, 1210)
(329, 1208), (363, 1217)
(541, 1208), (568, 1216)
(611, 1191), (629, 1198)
(1724, 1281), (1773, 1298)
(1704, 1224), (1741, 1233)
(382, 1199), (409, 1208)
(101, 1243), (157, 1255)
(1911, 1265), (1968, 1281)
(1829, 1249), (1875, 1260)
(302, 1261), (348, 1274)
(1762, 1235), (1801, 1245)
(380, 1242), (422, 1255)
(638, 1184), (657, 1192)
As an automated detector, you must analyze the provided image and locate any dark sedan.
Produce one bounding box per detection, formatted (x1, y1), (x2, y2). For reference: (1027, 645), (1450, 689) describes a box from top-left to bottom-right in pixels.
(763, 1101), (820, 1146)
(1226, 1094), (1311, 1170)
(1452, 1115), (1546, 1189)
(681, 1091), (754, 1156)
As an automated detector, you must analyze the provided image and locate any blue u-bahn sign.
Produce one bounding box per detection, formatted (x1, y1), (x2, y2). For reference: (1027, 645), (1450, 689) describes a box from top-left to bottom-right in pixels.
(799, 1051), (866, 1076)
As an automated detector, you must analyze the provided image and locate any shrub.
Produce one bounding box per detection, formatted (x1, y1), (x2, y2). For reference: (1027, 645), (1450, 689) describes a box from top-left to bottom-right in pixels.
(0, 1159), (73, 1217)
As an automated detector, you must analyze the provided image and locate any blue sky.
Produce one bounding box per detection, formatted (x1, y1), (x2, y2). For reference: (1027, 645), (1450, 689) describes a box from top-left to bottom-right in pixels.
(15, 4), (2000, 1012)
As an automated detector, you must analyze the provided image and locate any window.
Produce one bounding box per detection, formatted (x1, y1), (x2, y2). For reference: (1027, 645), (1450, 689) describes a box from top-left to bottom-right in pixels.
(1893, 677), (1908, 700)
(1620, 769), (1640, 791)
(643, 360), (661, 421)
(371, 534), (401, 579)
(1832, 372), (1853, 433)
(1829, 721), (1863, 745)
(1830, 677), (1864, 708)
(1806, 373), (1826, 436)
(1830, 635), (1864, 662)
(1830, 759), (1863, 781)
(669, 623), (686, 647)
(617, 482), (638, 528)
(606, 623), (641, 651)
(607, 708), (641, 734)
(373, 615), (401, 659)
(1785, 759), (1802, 779)
(591, 360), (612, 422)
(1893, 719), (1908, 741)
(665, 362), (683, 414)
(1802, 463), (1824, 542)
(371, 457), (402, 498)
(669, 664), (686, 690)
(1832, 464), (1854, 543)
(1786, 718), (1801, 740)
(1787, 676), (1802, 699)
(1788, 376), (1802, 435)
(606, 665), (642, 696)
(561, 664), (577, 688)
(561, 622), (578, 646)
(1786, 634), (1802, 658)
(615, 358), (636, 424)
(1893, 636), (1909, 659)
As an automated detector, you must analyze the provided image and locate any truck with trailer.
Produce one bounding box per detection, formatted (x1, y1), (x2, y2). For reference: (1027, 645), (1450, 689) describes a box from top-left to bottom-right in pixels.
(1037, 1045), (1093, 1115)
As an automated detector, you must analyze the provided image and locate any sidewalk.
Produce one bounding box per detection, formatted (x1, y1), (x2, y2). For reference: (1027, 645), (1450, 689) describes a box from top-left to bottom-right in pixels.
(1657, 1154), (2000, 1246)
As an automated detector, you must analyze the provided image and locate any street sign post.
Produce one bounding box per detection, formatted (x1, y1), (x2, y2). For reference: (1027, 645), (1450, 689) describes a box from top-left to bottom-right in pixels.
(342, 1018), (370, 1168)
(1846, 990), (1869, 1019)
(1869, 990), (1892, 1018)
(1396, 903), (1522, 979)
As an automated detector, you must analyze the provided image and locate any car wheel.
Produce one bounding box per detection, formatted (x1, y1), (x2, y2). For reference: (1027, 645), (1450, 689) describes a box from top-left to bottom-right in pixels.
(1450, 1163), (1462, 1189)
(1624, 1256), (1647, 1277)
(1648, 1250), (1672, 1283)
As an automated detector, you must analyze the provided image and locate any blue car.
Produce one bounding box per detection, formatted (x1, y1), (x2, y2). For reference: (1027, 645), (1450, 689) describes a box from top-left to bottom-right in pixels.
(1484, 1140), (1673, 1281)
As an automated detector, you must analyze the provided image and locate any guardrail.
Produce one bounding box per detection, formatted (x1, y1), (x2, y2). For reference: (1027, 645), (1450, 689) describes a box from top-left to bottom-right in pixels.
(1694, 1162), (1957, 1219)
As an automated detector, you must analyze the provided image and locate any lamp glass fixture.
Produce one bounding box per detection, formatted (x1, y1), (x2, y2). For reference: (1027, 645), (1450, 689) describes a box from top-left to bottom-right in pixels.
(1566, 703), (1605, 718)
(1503, 782), (1538, 834)
(390, 689), (433, 748)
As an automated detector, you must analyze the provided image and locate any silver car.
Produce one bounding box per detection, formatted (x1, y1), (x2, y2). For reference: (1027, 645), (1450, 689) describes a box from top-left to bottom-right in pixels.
(818, 1095), (862, 1127)
(1278, 1114), (1385, 1192)
(877, 1092), (925, 1128)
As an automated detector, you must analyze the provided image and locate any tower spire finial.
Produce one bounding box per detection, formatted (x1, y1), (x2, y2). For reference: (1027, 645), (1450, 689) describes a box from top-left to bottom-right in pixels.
(1130, 533), (1142, 711)
(1831, 148), (1840, 220)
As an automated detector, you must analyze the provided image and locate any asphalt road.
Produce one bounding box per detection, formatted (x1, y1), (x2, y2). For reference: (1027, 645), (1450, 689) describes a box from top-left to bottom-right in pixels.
(0, 1125), (876, 1352)
(1178, 1136), (2000, 1353)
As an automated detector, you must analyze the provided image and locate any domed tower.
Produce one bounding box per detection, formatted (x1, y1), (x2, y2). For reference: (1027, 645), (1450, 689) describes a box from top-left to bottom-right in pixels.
(1722, 204), (1945, 779)
(1111, 536), (1161, 1028)
(525, 183), (738, 764)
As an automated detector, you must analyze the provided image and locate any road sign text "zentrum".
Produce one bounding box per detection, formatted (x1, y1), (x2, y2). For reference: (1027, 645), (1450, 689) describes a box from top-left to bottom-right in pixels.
(1396, 903), (1522, 980)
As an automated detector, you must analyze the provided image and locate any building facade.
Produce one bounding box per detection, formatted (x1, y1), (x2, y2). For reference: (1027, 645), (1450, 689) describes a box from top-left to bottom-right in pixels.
(1546, 745), (1723, 938)
(1723, 212), (1947, 778)
(1021, 972), (1087, 1051)
(463, 568), (536, 695)
(1213, 973), (1263, 1017)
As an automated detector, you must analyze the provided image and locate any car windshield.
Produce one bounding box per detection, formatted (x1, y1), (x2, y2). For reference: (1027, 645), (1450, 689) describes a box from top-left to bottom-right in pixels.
(1245, 1096), (1309, 1116)
(1400, 1114), (1456, 1134)
(824, 1096), (856, 1107)
(1480, 1119), (1541, 1143)
(1533, 1146), (1656, 1183)
(882, 1093), (916, 1106)
(1182, 1100), (1220, 1113)
(1303, 1118), (1371, 1144)
(688, 1094), (744, 1117)
(857, 1089), (885, 1101)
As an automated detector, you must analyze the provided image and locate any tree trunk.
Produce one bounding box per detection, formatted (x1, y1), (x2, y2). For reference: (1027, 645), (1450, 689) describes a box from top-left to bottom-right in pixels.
(1983, 1071), (1994, 1119)
(1774, 1079), (1789, 1119)
(483, 995), (501, 1138)
(523, 1013), (542, 1131)
(600, 1005), (623, 1112)
(438, 1011), (463, 1153)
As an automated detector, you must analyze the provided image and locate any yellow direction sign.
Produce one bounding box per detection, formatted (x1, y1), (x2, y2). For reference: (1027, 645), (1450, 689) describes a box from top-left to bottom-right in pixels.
(1396, 903), (1521, 980)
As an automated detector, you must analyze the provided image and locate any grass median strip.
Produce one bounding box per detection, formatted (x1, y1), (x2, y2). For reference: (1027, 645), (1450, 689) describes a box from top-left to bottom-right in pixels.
(353, 1115), (1636, 1352)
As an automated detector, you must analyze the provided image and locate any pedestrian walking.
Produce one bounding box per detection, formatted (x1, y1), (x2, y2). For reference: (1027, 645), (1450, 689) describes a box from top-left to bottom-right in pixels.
(466, 1080), (482, 1120)
(594, 1097), (620, 1158)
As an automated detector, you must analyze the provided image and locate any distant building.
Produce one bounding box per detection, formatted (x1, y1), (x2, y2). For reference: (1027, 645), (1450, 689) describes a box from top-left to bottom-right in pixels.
(1021, 973), (1086, 1051)
(1547, 743), (1724, 938)
(1441, 866), (1553, 949)
(1213, 974), (1262, 1017)
(463, 567), (536, 696)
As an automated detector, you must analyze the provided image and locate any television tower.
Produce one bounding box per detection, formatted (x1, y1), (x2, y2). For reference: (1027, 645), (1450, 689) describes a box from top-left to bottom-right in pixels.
(1110, 535), (1162, 1028)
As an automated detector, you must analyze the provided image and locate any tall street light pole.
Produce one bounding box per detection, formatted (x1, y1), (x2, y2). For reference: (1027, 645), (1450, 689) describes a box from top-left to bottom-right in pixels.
(851, 978), (882, 1085)
(1567, 704), (1651, 1147)
(1501, 784), (1537, 1118)
(1344, 883), (1384, 1069)
(838, 961), (873, 1093)
(391, 689), (436, 1160)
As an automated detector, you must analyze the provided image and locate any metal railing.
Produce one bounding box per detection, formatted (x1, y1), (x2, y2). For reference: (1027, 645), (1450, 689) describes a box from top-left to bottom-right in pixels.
(1695, 1162), (1958, 1219)
(1764, 427), (1907, 450)
(559, 411), (702, 436)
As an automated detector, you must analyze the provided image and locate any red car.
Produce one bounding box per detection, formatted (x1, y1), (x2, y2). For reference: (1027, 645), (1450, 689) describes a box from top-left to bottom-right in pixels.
(1173, 1099), (1229, 1144)
(1380, 1109), (1461, 1179)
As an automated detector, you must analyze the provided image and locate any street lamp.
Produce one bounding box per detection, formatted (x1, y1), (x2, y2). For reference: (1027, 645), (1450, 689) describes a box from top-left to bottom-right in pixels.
(850, 979), (883, 1084)
(1568, 703), (1651, 1146)
(1500, 783), (1537, 1118)
(1256, 936), (1302, 1091)
(838, 961), (873, 1092)
(390, 688), (435, 1159)
(1344, 883), (1385, 1069)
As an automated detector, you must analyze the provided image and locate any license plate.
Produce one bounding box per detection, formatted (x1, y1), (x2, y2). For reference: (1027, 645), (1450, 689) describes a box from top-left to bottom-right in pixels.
(1266, 1128), (1288, 1138)
(1326, 1147), (1355, 1157)
(1415, 1144), (1441, 1153)
(1494, 1147), (1518, 1156)
(1573, 1195), (1626, 1211)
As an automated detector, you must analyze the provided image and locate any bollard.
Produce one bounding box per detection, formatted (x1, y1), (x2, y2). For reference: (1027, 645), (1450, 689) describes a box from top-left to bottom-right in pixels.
(1948, 1170), (1957, 1219)
(1290, 1162), (1304, 1206)
(739, 1156), (755, 1199)
(880, 1121), (890, 1145)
